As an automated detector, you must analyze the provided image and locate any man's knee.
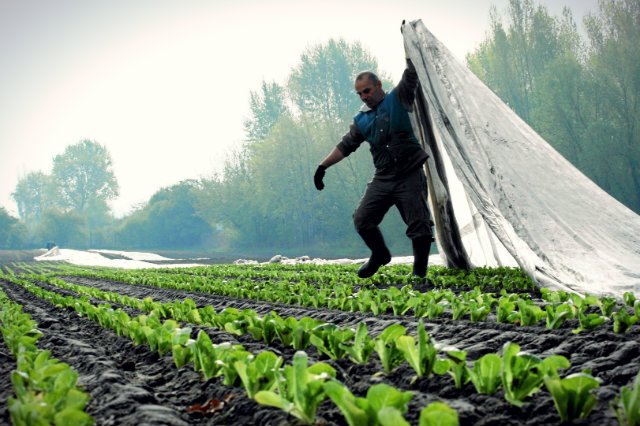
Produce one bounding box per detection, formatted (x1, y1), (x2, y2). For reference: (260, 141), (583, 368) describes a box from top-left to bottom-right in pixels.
(406, 219), (433, 241)
(353, 209), (372, 234)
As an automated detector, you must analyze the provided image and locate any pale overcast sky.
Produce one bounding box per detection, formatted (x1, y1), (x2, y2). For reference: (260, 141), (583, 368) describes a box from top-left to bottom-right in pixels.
(0, 0), (599, 217)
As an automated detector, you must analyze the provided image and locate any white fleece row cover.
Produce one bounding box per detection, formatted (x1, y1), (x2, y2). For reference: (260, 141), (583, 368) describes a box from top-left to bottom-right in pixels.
(403, 19), (640, 297)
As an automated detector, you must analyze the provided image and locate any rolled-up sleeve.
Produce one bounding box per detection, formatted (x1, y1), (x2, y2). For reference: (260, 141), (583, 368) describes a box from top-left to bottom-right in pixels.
(336, 122), (364, 157)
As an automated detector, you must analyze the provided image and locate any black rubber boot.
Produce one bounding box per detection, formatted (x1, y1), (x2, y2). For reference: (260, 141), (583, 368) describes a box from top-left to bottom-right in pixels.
(412, 235), (432, 278)
(357, 228), (391, 278)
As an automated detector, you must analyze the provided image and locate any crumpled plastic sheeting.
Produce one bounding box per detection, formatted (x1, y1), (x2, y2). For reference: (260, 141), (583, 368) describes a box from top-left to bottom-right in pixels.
(403, 19), (640, 297)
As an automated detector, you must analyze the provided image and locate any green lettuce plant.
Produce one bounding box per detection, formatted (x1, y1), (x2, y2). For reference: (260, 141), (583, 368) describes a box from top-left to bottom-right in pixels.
(613, 308), (638, 334)
(234, 351), (283, 398)
(310, 323), (354, 360)
(340, 322), (375, 364)
(419, 401), (459, 426)
(543, 371), (600, 422)
(395, 320), (437, 378)
(433, 348), (469, 390)
(497, 296), (518, 324)
(623, 292), (636, 308)
(323, 381), (413, 426)
(374, 324), (407, 373)
(501, 342), (570, 406)
(468, 353), (502, 394)
(614, 371), (640, 426)
(255, 351), (336, 424)
(545, 303), (575, 329)
(516, 300), (545, 326)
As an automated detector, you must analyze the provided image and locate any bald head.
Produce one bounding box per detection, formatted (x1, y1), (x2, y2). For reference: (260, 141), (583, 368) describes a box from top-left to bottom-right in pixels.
(355, 71), (380, 85)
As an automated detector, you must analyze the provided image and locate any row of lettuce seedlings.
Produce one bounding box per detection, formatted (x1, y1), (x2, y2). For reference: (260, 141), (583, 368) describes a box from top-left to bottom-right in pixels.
(55, 266), (640, 334)
(0, 283), (94, 426)
(2, 272), (456, 426)
(9, 272), (640, 425)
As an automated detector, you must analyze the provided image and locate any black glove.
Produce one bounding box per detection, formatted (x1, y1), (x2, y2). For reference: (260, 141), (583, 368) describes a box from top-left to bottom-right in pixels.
(314, 165), (327, 191)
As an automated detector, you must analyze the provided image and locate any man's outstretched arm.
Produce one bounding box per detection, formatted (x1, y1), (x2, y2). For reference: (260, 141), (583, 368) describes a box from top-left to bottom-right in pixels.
(319, 147), (345, 168)
(315, 122), (363, 191)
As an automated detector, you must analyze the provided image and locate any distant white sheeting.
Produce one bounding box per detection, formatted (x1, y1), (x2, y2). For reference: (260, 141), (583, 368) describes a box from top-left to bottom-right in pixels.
(88, 249), (173, 261)
(236, 254), (443, 266)
(33, 247), (443, 269)
(34, 248), (201, 269)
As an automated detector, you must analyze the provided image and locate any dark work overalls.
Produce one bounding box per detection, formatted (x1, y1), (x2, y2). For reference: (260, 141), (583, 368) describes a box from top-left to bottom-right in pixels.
(336, 61), (433, 277)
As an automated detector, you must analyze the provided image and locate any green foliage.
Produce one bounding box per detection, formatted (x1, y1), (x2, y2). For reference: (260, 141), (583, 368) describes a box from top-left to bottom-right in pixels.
(469, 353), (502, 394)
(624, 292), (637, 308)
(544, 372), (600, 422)
(12, 171), (53, 224)
(419, 401), (459, 426)
(255, 351), (336, 424)
(516, 300), (545, 326)
(116, 180), (214, 248)
(192, 38), (407, 251)
(613, 308), (638, 334)
(374, 323), (407, 373)
(51, 139), (118, 211)
(38, 209), (87, 248)
(324, 381), (412, 426)
(234, 351), (283, 398)
(497, 295), (518, 324)
(0, 287), (94, 426)
(340, 322), (375, 364)
(545, 303), (575, 329)
(310, 323), (354, 360)
(244, 80), (290, 142)
(614, 371), (640, 426)
(467, 0), (640, 213)
(395, 320), (437, 378)
(434, 349), (469, 390)
(12, 140), (118, 247)
(0, 207), (27, 248)
(501, 342), (570, 406)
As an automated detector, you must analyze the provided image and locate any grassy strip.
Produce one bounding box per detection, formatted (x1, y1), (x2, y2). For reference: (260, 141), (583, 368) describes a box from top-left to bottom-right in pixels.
(0, 282), (94, 426)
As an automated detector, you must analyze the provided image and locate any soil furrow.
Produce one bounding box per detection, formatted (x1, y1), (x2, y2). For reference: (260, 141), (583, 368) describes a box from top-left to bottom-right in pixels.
(0, 344), (15, 424)
(0, 279), (295, 426)
(54, 276), (637, 425)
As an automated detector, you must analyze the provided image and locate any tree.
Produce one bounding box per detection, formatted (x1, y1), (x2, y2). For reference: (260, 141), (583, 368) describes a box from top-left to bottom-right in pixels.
(583, 0), (640, 211)
(117, 180), (214, 248)
(466, 0), (640, 212)
(288, 39), (384, 124)
(243, 81), (290, 143)
(0, 207), (27, 248)
(12, 171), (53, 223)
(51, 139), (119, 213)
(37, 208), (86, 248)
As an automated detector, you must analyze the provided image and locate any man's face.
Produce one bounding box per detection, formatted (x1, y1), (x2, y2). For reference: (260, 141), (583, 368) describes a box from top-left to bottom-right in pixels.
(355, 77), (384, 109)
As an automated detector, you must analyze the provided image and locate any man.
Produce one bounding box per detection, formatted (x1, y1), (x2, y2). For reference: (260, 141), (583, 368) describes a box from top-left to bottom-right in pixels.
(314, 56), (433, 280)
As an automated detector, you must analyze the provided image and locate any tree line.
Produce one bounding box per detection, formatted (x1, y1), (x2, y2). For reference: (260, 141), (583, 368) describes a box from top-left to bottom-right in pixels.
(466, 0), (640, 213)
(3, 0), (638, 255)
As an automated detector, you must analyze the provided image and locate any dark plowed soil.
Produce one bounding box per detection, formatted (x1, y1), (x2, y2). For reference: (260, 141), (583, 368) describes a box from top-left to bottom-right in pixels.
(2, 271), (640, 425)
(0, 280), (295, 426)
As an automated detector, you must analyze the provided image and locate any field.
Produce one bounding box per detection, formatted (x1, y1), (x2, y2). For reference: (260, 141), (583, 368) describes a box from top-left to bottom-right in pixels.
(1, 257), (639, 426)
